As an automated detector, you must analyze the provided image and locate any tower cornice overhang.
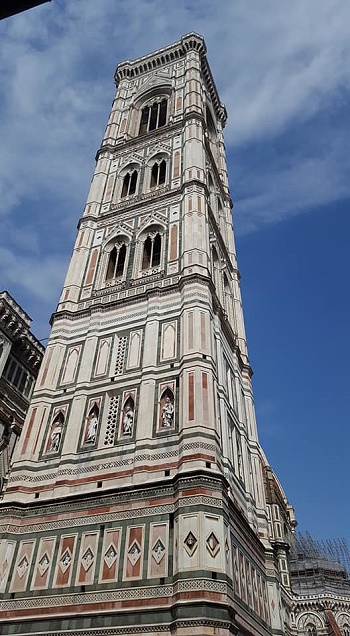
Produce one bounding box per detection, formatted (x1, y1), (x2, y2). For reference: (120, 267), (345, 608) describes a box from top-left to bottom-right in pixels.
(114, 33), (227, 126)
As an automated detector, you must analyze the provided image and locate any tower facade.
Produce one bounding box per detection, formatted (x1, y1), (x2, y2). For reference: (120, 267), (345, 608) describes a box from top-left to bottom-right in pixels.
(0, 34), (289, 636)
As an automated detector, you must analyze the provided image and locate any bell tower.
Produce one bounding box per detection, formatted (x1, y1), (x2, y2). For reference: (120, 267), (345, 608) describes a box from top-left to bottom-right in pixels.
(0, 34), (288, 636)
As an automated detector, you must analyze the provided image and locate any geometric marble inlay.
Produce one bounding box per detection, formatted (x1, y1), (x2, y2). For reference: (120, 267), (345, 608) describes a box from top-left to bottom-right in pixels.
(152, 538), (166, 564)
(81, 547), (94, 572)
(0, 559), (9, 581)
(206, 531), (220, 557)
(104, 544), (118, 569)
(128, 540), (141, 566)
(17, 556), (29, 579)
(38, 553), (50, 576)
(59, 549), (72, 573)
(184, 531), (198, 557)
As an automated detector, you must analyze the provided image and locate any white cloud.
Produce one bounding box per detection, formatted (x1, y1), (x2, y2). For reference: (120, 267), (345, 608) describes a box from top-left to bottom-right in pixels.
(0, 0), (350, 314)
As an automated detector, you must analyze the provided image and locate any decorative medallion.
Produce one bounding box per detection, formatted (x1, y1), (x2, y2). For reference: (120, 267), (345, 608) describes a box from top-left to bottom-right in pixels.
(81, 547), (94, 572)
(128, 540), (141, 566)
(184, 531), (198, 556)
(59, 549), (72, 573)
(206, 532), (220, 557)
(38, 553), (50, 576)
(104, 544), (118, 569)
(17, 556), (29, 579)
(152, 538), (166, 564)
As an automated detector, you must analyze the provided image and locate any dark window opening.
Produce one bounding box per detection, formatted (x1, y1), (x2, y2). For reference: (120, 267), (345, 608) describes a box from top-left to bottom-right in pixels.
(150, 160), (166, 188)
(142, 233), (162, 270)
(106, 243), (127, 281)
(139, 99), (167, 135)
(121, 170), (138, 198)
(152, 233), (161, 266)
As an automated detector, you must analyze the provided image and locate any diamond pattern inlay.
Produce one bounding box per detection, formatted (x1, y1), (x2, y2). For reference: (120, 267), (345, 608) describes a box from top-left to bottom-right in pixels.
(81, 547), (94, 572)
(38, 553), (50, 576)
(128, 540), (141, 566)
(17, 556), (29, 579)
(184, 531), (198, 556)
(59, 549), (72, 573)
(104, 544), (118, 569)
(206, 532), (220, 557)
(152, 538), (166, 564)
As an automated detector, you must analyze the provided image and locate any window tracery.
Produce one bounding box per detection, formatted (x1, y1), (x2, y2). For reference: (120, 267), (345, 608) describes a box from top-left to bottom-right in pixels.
(150, 159), (166, 188)
(139, 98), (167, 135)
(121, 170), (138, 198)
(106, 243), (127, 281)
(142, 232), (162, 270)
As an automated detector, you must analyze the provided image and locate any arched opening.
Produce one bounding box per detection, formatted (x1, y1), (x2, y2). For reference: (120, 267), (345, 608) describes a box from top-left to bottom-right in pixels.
(121, 170), (138, 198)
(150, 160), (166, 188)
(106, 243), (127, 281)
(142, 233), (162, 270)
(306, 625), (317, 636)
(85, 403), (99, 444)
(159, 388), (175, 428)
(139, 99), (167, 135)
(121, 397), (135, 436)
(48, 411), (64, 453)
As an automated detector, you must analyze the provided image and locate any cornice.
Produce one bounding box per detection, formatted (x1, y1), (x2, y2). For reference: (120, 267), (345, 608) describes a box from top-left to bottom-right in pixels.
(114, 33), (226, 125)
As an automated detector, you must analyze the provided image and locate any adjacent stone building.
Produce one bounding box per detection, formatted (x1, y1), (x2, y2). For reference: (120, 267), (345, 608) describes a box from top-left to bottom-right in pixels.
(0, 291), (44, 494)
(0, 33), (348, 636)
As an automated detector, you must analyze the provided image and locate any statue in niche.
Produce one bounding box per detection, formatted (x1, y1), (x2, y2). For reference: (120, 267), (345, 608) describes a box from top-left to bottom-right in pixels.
(122, 404), (134, 436)
(49, 424), (62, 452)
(48, 412), (64, 452)
(85, 405), (99, 444)
(161, 394), (174, 428)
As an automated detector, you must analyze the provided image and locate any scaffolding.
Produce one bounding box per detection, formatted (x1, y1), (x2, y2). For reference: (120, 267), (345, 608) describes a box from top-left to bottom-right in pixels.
(291, 531), (350, 578)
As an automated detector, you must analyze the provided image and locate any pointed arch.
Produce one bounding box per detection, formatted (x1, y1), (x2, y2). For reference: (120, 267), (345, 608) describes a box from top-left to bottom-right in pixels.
(47, 411), (65, 453)
(84, 403), (100, 445)
(121, 396), (135, 436)
(103, 234), (131, 285)
(159, 387), (175, 429)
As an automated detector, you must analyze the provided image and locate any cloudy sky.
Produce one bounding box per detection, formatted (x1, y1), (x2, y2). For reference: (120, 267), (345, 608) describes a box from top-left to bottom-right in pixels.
(1, 1), (349, 546)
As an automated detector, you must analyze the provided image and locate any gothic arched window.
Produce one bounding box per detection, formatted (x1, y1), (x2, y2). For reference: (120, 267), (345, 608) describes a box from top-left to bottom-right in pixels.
(139, 99), (167, 135)
(121, 170), (138, 198)
(106, 243), (127, 281)
(306, 625), (317, 636)
(142, 233), (162, 269)
(150, 160), (166, 188)
(343, 626), (350, 636)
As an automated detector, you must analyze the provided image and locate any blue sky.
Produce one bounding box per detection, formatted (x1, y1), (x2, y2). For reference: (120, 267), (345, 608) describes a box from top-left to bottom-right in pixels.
(0, 1), (349, 545)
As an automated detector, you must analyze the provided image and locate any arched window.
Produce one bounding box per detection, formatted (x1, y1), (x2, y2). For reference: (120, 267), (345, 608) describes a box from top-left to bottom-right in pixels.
(121, 170), (138, 198)
(343, 627), (350, 636)
(150, 160), (166, 188)
(139, 99), (167, 135)
(106, 243), (127, 281)
(142, 233), (162, 270)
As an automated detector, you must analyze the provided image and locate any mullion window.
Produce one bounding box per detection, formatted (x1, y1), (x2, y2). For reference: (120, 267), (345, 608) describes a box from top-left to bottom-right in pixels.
(139, 99), (167, 135)
(121, 171), (138, 198)
(106, 244), (127, 280)
(142, 233), (162, 270)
